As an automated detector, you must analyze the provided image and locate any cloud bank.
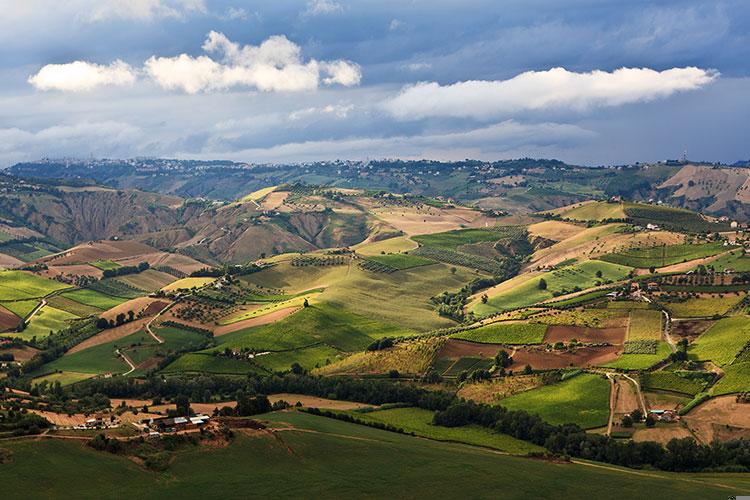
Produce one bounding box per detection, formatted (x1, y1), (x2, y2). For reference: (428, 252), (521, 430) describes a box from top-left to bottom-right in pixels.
(385, 67), (718, 120)
(28, 60), (137, 91)
(29, 32), (361, 94)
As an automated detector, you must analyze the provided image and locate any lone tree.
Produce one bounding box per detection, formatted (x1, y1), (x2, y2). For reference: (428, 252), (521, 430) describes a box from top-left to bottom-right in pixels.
(538, 278), (547, 290)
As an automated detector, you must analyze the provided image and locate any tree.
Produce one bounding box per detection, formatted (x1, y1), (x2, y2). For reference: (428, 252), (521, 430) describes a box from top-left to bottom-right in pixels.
(645, 415), (656, 427)
(303, 298), (309, 307)
(538, 278), (547, 290)
(481, 294), (488, 304)
(596, 270), (603, 278)
(621, 415), (633, 427)
(175, 395), (191, 417)
(115, 313), (126, 326)
(630, 409), (643, 422)
(523, 364), (533, 375)
(127, 310), (135, 322)
(96, 317), (110, 329)
(494, 350), (513, 368)
(450, 266), (457, 275)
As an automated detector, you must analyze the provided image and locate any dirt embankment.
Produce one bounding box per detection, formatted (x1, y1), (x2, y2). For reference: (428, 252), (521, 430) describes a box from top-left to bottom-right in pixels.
(511, 346), (620, 370)
(544, 325), (626, 345)
(66, 319), (149, 355)
(684, 396), (750, 443)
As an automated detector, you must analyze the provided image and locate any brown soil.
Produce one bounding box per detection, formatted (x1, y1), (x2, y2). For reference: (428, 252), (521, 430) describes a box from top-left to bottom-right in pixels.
(29, 410), (88, 426)
(671, 319), (715, 343)
(43, 240), (157, 265)
(436, 339), (504, 359)
(613, 378), (640, 416)
(511, 345), (620, 370)
(644, 391), (689, 411)
(213, 307), (300, 336)
(268, 394), (375, 410)
(0, 304), (21, 331)
(66, 319), (149, 355)
(42, 264), (103, 279)
(0, 345), (39, 362)
(632, 425), (693, 444)
(0, 252), (25, 269)
(684, 396), (750, 443)
(544, 325), (626, 345)
(100, 297), (167, 322)
(260, 191), (289, 211)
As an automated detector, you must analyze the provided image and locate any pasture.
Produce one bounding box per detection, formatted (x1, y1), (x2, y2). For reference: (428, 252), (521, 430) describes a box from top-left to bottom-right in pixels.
(499, 373), (610, 428)
(344, 406), (543, 454)
(0, 412), (742, 499)
(61, 289), (128, 310)
(688, 316), (750, 366)
(642, 372), (705, 396)
(354, 235), (418, 256)
(0, 299), (39, 318)
(32, 371), (95, 387)
(450, 322), (547, 344)
(46, 295), (103, 317)
(115, 269), (176, 292)
(0, 270), (69, 300)
(89, 260), (121, 271)
(20, 306), (78, 340)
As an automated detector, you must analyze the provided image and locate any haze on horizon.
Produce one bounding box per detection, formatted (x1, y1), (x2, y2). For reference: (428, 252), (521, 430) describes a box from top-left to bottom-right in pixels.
(1, 0), (748, 167)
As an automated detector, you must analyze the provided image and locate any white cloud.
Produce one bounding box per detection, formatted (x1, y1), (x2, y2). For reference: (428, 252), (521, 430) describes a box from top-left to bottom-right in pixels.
(144, 31), (360, 93)
(303, 0), (343, 17)
(385, 67), (718, 120)
(28, 60), (137, 91)
(28, 32), (361, 94)
(405, 62), (431, 72)
(389, 19), (404, 31)
(81, 0), (206, 23)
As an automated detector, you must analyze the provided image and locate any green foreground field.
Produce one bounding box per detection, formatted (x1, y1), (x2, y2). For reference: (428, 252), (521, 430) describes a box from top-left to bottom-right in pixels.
(1, 411), (746, 499)
(599, 242), (728, 268)
(451, 321), (547, 344)
(498, 373), (610, 429)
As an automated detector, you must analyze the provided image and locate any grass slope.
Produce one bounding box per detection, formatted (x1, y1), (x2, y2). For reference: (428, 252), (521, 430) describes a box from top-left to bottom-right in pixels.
(600, 242), (728, 268)
(499, 373), (610, 429)
(0, 412), (744, 499)
(61, 289), (128, 310)
(21, 306), (78, 340)
(0, 270), (69, 300)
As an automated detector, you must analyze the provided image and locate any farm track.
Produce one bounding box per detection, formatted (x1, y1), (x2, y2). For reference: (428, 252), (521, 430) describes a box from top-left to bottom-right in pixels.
(116, 349), (136, 375)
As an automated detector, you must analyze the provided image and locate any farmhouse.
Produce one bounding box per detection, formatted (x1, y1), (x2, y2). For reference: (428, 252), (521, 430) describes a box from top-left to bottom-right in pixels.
(141, 414), (210, 432)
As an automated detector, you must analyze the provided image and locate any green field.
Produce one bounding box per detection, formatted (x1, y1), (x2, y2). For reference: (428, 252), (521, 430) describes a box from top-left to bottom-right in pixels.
(20, 306), (78, 340)
(46, 295), (103, 316)
(216, 303), (404, 353)
(0, 299), (39, 318)
(627, 310), (662, 340)
(642, 372), (705, 396)
(443, 357), (495, 377)
(0, 270), (69, 300)
(711, 362), (750, 395)
(664, 294), (745, 318)
(89, 260), (121, 271)
(161, 353), (261, 375)
(343, 406), (543, 454)
(688, 316), (750, 366)
(245, 261), (476, 331)
(599, 242), (727, 268)
(498, 373), (611, 428)
(252, 345), (344, 372)
(0, 411), (743, 499)
(602, 342), (672, 370)
(32, 371), (96, 387)
(705, 251), (750, 272)
(364, 253), (436, 270)
(355, 235), (417, 256)
(40, 332), (138, 375)
(451, 322), (547, 344)
(473, 260), (632, 315)
(61, 289), (128, 310)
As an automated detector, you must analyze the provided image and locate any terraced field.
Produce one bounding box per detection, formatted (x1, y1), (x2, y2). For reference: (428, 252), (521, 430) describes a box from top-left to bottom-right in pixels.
(627, 310), (662, 340)
(548, 201), (626, 221)
(688, 317), (750, 366)
(20, 306), (78, 340)
(451, 322), (547, 344)
(600, 242), (728, 268)
(61, 289), (128, 310)
(472, 260), (632, 315)
(663, 294), (746, 318)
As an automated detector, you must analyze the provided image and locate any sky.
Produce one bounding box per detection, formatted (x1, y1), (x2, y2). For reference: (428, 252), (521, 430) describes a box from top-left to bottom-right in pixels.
(0, 0), (748, 167)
